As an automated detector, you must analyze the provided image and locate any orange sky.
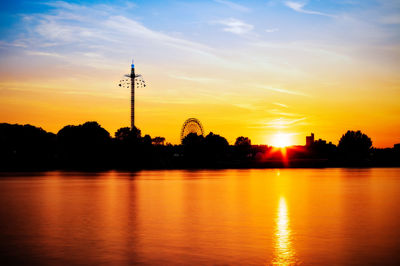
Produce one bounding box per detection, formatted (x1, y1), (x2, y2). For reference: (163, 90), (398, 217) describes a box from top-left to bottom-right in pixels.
(0, 1), (399, 147)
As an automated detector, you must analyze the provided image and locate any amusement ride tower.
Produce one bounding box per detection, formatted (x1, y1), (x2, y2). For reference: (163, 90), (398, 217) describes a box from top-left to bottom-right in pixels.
(119, 60), (146, 129)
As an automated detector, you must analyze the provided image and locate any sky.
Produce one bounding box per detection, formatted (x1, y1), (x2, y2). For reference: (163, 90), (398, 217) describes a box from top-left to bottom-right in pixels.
(0, 0), (399, 147)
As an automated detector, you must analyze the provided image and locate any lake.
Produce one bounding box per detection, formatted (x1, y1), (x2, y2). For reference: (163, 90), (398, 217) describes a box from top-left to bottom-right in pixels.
(0, 168), (399, 265)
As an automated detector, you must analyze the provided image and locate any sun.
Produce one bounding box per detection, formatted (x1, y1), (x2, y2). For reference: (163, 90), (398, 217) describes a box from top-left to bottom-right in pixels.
(271, 133), (293, 148)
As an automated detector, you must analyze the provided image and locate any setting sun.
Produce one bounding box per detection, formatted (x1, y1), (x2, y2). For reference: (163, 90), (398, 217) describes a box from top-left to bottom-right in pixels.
(271, 133), (293, 148)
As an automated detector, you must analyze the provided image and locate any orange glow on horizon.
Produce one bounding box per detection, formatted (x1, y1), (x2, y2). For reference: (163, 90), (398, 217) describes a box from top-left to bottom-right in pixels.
(271, 133), (293, 148)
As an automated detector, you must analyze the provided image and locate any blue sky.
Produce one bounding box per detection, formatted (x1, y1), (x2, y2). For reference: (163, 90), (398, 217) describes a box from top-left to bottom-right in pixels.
(0, 0), (399, 146)
(1, 0), (398, 66)
(1, 1), (398, 47)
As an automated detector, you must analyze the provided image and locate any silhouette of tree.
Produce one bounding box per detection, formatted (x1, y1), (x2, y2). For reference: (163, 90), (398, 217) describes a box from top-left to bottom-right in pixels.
(235, 136), (251, 147)
(152, 137), (165, 145)
(115, 126), (141, 141)
(182, 133), (204, 148)
(57, 121), (111, 167)
(234, 136), (252, 159)
(143, 134), (152, 146)
(3, 120), (399, 169)
(113, 126), (144, 168)
(204, 132), (229, 161)
(0, 123), (56, 169)
(115, 127), (130, 141)
(131, 126), (142, 139)
(338, 130), (372, 161)
(181, 133), (205, 164)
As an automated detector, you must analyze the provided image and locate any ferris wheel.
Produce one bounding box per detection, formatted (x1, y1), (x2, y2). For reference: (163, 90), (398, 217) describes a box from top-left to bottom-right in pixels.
(180, 118), (204, 142)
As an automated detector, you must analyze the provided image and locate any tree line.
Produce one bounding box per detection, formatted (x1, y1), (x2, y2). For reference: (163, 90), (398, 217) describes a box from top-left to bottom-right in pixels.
(0, 121), (399, 170)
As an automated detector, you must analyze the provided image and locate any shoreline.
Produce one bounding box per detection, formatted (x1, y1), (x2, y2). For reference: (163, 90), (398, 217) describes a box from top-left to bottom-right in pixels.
(2, 163), (400, 173)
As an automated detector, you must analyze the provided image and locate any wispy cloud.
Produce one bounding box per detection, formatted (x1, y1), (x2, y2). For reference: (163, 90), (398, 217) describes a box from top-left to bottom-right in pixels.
(102, 15), (213, 55)
(0, 81), (127, 99)
(26, 51), (65, 58)
(284, 1), (336, 18)
(251, 117), (307, 129)
(265, 28), (279, 33)
(273, 102), (288, 108)
(13, 1), (219, 68)
(232, 103), (258, 110)
(216, 18), (254, 35)
(263, 117), (307, 129)
(269, 109), (302, 117)
(256, 85), (310, 97)
(169, 74), (222, 83)
(214, 0), (250, 12)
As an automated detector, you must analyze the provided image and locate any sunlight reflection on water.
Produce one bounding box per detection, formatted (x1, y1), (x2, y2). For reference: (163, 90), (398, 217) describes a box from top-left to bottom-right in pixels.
(1, 169), (400, 265)
(272, 196), (298, 265)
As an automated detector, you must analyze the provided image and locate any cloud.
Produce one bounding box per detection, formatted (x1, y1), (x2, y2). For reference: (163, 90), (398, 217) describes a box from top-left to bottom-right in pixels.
(7, 1), (228, 71)
(216, 18), (254, 35)
(232, 103), (258, 110)
(265, 28), (279, 33)
(381, 15), (400, 24)
(265, 117), (307, 129)
(273, 102), (288, 108)
(44, 1), (83, 11)
(269, 109), (302, 117)
(252, 117), (307, 129)
(256, 85), (310, 97)
(284, 1), (336, 17)
(214, 0), (251, 12)
(26, 51), (65, 58)
(169, 74), (222, 83)
(102, 15), (213, 55)
(33, 12), (212, 55)
(0, 81), (127, 99)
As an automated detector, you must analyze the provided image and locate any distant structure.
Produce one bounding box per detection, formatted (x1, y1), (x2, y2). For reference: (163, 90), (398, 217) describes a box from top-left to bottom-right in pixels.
(306, 133), (314, 147)
(180, 118), (204, 143)
(306, 133), (332, 147)
(118, 60), (146, 129)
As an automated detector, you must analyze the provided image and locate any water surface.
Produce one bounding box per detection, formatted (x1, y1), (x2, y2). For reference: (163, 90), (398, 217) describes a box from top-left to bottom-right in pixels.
(0, 168), (399, 265)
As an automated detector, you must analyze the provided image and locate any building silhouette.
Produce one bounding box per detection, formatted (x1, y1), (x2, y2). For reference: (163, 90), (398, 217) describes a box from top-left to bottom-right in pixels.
(306, 133), (314, 147)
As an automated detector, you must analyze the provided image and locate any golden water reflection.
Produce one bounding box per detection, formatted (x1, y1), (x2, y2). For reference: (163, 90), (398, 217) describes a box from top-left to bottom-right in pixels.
(2, 169), (400, 264)
(272, 196), (297, 265)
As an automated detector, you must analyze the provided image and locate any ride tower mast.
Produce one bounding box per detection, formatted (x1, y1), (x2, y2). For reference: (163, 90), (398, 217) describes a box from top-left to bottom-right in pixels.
(118, 60), (146, 130)
(130, 60), (135, 129)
